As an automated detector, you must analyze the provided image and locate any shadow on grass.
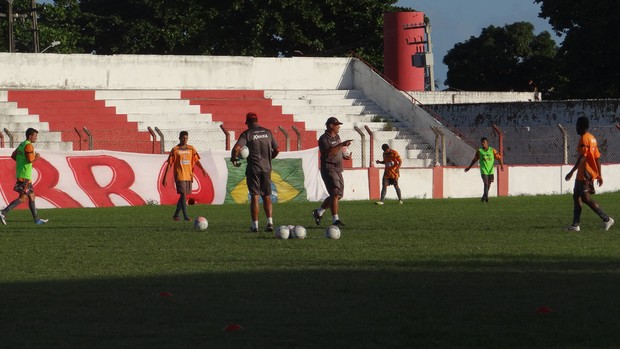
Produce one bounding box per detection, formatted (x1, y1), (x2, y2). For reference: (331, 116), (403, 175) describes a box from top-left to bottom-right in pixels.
(2, 266), (620, 348)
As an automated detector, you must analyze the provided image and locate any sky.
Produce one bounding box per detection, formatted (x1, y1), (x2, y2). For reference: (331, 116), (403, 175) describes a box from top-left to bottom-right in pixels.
(395, 0), (562, 89)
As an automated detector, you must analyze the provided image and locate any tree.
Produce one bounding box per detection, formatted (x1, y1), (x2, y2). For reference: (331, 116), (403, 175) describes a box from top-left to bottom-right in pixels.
(0, 0), (39, 53)
(535, 0), (620, 98)
(443, 22), (561, 94)
(1, 0), (412, 70)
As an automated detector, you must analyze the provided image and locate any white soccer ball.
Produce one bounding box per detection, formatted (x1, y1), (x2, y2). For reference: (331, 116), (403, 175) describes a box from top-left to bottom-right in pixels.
(292, 225), (307, 239)
(193, 216), (208, 231)
(325, 225), (341, 239)
(275, 225), (290, 239)
(240, 146), (250, 159)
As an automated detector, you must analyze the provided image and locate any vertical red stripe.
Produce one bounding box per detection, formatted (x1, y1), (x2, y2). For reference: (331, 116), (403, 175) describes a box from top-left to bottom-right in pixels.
(497, 166), (509, 197)
(367, 167), (381, 200)
(433, 166), (443, 199)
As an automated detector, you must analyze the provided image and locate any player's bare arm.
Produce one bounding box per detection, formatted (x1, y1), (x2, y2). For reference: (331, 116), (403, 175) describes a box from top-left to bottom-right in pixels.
(464, 152), (480, 172)
(595, 158), (603, 186)
(161, 162), (171, 187)
(565, 155), (585, 181)
(230, 144), (242, 167)
(196, 161), (208, 176)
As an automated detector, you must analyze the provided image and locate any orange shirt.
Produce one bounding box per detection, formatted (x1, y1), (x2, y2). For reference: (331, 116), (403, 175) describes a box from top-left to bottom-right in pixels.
(167, 144), (200, 181)
(576, 132), (601, 181)
(382, 149), (401, 178)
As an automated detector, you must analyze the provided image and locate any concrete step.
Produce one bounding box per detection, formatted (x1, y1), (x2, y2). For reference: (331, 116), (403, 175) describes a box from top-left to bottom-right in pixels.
(124, 114), (216, 123)
(104, 99), (195, 107)
(111, 104), (202, 114)
(264, 89), (365, 100)
(95, 90), (182, 100)
(2, 122), (51, 130)
(280, 105), (384, 115)
(271, 98), (371, 107)
(0, 114), (41, 122)
(0, 110), (32, 117)
(135, 121), (222, 129)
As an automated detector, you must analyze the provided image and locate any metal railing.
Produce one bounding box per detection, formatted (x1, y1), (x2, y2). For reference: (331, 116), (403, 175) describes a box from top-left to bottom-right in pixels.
(2, 125), (619, 166)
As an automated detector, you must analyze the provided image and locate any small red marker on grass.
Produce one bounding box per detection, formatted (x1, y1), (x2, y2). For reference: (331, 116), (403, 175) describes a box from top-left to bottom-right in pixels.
(536, 306), (553, 314)
(223, 323), (244, 332)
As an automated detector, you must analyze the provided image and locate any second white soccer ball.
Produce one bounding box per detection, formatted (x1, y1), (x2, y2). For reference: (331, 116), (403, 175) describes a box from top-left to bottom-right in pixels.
(194, 216), (208, 231)
(292, 225), (307, 239)
(325, 225), (341, 239)
(240, 146), (250, 159)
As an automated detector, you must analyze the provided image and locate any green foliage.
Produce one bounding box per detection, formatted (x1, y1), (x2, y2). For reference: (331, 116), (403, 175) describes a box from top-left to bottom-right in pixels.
(443, 22), (562, 94)
(1, 194), (620, 347)
(535, 0), (620, 98)
(0, 0), (414, 69)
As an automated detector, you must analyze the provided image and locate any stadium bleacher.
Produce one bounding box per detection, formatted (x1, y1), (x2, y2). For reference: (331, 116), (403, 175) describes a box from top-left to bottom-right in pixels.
(1, 88), (436, 167)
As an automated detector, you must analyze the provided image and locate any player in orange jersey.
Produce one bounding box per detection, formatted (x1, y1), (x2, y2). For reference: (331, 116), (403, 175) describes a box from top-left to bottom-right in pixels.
(375, 144), (403, 205)
(564, 117), (614, 231)
(162, 131), (208, 221)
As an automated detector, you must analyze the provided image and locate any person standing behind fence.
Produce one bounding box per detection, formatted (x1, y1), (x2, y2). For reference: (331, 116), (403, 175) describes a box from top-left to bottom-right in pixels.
(230, 112), (280, 233)
(564, 116), (614, 231)
(161, 131), (208, 222)
(312, 117), (352, 227)
(375, 143), (403, 205)
(0, 128), (49, 225)
(464, 137), (504, 202)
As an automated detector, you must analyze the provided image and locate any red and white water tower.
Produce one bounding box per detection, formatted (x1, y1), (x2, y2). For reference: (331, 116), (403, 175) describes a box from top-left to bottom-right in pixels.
(383, 12), (434, 91)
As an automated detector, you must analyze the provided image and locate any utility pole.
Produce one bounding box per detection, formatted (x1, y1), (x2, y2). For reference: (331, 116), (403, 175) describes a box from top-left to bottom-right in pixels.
(31, 0), (39, 52)
(7, 0), (15, 52)
(425, 23), (435, 91)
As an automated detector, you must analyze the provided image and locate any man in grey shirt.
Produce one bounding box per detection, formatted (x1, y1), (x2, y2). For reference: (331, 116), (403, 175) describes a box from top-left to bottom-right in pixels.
(231, 112), (280, 232)
(312, 117), (352, 227)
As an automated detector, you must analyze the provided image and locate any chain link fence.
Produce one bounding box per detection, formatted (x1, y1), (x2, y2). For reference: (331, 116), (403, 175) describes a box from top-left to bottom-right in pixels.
(2, 125), (619, 166)
(454, 125), (620, 165)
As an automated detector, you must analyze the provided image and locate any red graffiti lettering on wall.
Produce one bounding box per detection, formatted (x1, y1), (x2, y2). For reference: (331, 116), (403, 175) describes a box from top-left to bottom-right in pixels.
(0, 156), (81, 208)
(67, 155), (146, 207)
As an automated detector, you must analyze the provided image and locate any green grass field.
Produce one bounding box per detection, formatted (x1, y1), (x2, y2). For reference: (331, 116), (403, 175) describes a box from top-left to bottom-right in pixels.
(1, 193), (619, 348)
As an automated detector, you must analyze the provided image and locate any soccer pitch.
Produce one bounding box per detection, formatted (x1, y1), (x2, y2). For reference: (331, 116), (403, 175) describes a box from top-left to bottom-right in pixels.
(1, 194), (619, 348)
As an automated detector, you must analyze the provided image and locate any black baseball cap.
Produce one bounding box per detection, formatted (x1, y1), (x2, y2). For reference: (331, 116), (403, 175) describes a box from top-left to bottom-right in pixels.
(326, 117), (343, 126)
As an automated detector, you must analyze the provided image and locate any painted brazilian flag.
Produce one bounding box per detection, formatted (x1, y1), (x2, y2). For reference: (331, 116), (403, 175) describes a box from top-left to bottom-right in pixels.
(225, 158), (307, 204)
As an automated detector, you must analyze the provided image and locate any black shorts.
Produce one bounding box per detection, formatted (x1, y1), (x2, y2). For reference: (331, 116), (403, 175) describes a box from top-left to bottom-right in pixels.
(13, 179), (33, 195)
(246, 171), (272, 196)
(321, 169), (344, 197)
(481, 174), (495, 184)
(574, 179), (595, 196)
(175, 180), (192, 195)
(383, 177), (398, 186)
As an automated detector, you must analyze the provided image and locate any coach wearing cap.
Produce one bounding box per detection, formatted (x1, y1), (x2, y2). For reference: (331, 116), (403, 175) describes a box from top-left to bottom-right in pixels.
(231, 112), (280, 233)
(312, 117), (352, 227)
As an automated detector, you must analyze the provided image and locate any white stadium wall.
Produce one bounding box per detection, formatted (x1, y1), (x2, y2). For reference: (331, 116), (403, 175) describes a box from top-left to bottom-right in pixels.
(0, 53), (354, 90)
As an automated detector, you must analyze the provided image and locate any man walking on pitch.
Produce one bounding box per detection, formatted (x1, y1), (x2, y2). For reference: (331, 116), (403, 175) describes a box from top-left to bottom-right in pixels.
(564, 116), (614, 231)
(375, 143), (403, 205)
(464, 137), (504, 202)
(0, 128), (48, 225)
(162, 131), (208, 221)
(230, 112), (279, 233)
(312, 117), (352, 226)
